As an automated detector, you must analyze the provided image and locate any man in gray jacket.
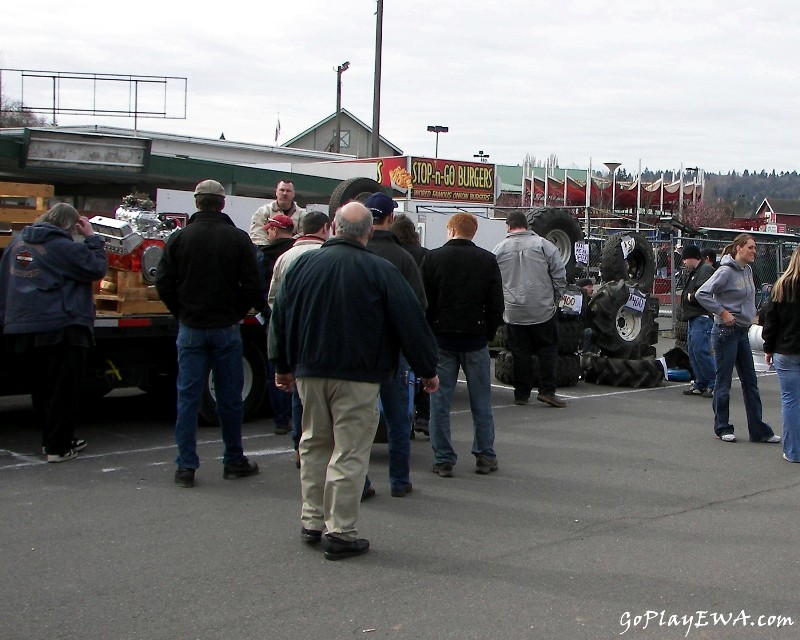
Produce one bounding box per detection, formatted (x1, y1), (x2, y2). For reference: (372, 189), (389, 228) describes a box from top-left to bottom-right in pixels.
(493, 211), (567, 408)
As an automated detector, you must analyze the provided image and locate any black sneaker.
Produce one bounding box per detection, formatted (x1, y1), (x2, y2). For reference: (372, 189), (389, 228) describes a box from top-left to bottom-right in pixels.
(223, 458), (259, 479)
(475, 454), (498, 475)
(300, 527), (323, 544)
(513, 395), (530, 406)
(323, 534), (370, 560)
(274, 423), (291, 435)
(432, 462), (454, 478)
(43, 438), (87, 455)
(175, 467), (195, 488)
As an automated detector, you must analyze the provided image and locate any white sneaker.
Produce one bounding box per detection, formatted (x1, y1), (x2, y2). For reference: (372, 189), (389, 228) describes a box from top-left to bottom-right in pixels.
(42, 438), (87, 455)
(47, 449), (78, 463)
(764, 435), (781, 444)
(717, 433), (737, 442)
(783, 453), (798, 463)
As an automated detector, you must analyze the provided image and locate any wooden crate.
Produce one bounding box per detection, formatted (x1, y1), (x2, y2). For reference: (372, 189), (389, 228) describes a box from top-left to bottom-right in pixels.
(94, 268), (169, 316)
(0, 182), (54, 248)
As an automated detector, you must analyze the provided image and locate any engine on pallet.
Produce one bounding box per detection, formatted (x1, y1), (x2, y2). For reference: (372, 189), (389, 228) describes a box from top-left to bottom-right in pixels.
(89, 194), (184, 315)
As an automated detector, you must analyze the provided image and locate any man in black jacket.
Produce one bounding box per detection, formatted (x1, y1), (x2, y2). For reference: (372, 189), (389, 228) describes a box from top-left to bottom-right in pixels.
(364, 192), (426, 498)
(680, 244), (716, 397)
(421, 213), (505, 477)
(156, 180), (263, 488)
(268, 202), (439, 560)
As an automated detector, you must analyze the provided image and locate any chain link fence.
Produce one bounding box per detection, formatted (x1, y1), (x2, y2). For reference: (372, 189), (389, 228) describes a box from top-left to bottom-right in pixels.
(576, 232), (799, 334)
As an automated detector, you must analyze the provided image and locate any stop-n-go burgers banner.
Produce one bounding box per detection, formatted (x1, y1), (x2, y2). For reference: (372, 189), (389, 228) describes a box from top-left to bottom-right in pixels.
(376, 156), (496, 204)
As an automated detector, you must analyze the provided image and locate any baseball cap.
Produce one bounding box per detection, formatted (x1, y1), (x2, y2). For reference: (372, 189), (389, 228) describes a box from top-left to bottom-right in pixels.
(264, 213), (294, 231)
(681, 245), (702, 260)
(194, 179), (226, 196)
(364, 192), (397, 221)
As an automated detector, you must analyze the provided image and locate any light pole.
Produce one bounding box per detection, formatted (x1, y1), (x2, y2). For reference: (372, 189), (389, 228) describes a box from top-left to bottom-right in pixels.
(604, 162), (621, 211)
(474, 150), (490, 163)
(334, 61), (350, 154)
(426, 125), (448, 158)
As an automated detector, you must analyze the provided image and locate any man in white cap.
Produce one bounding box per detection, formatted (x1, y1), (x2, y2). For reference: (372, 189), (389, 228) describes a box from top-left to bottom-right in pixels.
(156, 179), (263, 488)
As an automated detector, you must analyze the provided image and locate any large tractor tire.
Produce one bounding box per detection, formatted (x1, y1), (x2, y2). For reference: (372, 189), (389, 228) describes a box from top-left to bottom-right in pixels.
(494, 350), (580, 387)
(600, 232), (656, 292)
(525, 207), (584, 284)
(557, 315), (585, 355)
(588, 280), (660, 359)
(581, 354), (664, 388)
(199, 341), (269, 425)
(328, 177), (384, 217)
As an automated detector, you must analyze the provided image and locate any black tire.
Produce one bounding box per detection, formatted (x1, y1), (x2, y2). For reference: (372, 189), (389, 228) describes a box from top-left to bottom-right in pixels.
(493, 350), (580, 387)
(581, 354), (664, 388)
(675, 320), (688, 342)
(199, 341), (268, 425)
(492, 324), (509, 349)
(600, 232), (656, 292)
(588, 280), (660, 359)
(328, 177), (384, 217)
(558, 315), (585, 355)
(525, 208), (584, 284)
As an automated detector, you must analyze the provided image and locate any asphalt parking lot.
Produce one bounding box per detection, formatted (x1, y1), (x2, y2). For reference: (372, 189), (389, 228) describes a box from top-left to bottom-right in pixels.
(1, 336), (798, 640)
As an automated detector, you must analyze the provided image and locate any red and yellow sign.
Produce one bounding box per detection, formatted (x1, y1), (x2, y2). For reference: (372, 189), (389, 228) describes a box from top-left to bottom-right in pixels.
(375, 156), (495, 204)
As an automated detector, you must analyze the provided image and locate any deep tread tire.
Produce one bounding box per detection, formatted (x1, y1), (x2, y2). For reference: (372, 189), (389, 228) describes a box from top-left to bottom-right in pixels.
(600, 232), (656, 292)
(581, 354), (664, 388)
(493, 350), (580, 387)
(588, 280), (660, 358)
(199, 341), (268, 425)
(524, 208), (585, 284)
(328, 177), (384, 217)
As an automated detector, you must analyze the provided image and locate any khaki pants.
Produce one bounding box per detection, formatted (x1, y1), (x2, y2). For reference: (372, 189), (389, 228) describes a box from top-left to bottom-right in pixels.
(297, 377), (379, 540)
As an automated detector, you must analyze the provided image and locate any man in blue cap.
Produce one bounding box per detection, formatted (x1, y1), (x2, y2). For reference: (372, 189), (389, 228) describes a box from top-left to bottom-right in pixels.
(364, 192), (427, 497)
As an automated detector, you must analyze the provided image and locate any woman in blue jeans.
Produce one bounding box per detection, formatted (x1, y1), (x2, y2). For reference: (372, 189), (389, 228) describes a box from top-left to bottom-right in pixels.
(762, 246), (800, 462)
(695, 234), (780, 444)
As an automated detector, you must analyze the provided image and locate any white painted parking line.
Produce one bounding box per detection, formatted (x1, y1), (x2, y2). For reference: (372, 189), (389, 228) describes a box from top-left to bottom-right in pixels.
(0, 434), (292, 472)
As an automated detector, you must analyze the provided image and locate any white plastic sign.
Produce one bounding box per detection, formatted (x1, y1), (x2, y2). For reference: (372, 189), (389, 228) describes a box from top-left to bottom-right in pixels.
(574, 242), (589, 265)
(560, 290), (583, 315)
(625, 289), (646, 313)
(620, 236), (635, 259)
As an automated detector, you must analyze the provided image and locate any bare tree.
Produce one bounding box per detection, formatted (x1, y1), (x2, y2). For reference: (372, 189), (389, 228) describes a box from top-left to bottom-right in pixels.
(0, 97), (48, 127)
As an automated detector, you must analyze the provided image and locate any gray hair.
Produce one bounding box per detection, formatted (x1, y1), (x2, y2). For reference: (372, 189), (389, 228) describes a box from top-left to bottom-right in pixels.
(334, 203), (372, 241)
(39, 203), (80, 230)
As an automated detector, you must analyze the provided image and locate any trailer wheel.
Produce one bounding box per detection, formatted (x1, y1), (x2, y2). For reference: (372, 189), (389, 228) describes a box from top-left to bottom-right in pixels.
(525, 208), (584, 284)
(328, 177), (384, 217)
(600, 232), (656, 292)
(199, 341), (268, 425)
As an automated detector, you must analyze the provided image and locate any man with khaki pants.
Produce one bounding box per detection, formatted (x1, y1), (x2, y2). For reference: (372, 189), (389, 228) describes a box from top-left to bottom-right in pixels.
(268, 202), (439, 560)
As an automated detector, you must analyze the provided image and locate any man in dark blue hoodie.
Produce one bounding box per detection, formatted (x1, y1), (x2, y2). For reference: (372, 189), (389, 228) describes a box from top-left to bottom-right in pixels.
(0, 203), (107, 462)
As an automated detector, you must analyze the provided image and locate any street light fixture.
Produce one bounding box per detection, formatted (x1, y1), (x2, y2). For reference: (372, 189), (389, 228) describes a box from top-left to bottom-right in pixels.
(604, 162), (621, 211)
(474, 150), (490, 163)
(426, 125), (448, 158)
(334, 61), (350, 154)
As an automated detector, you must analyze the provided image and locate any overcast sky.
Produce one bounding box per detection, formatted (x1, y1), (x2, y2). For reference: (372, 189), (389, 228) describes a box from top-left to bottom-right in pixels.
(2, 0), (799, 175)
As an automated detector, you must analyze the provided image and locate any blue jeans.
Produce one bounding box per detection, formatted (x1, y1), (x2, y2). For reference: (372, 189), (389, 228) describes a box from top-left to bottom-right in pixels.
(429, 346), (496, 466)
(379, 355), (412, 491)
(267, 360), (291, 427)
(174, 324), (246, 469)
(687, 315), (716, 391)
(773, 353), (800, 462)
(711, 324), (774, 441)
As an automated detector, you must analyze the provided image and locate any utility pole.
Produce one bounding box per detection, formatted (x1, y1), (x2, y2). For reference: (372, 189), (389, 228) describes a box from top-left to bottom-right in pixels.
(371, 0), (384, 157)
